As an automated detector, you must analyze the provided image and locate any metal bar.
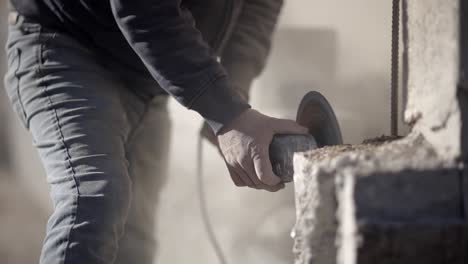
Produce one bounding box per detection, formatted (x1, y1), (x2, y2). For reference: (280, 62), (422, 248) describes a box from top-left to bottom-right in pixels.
(401, 0), (409, 121)
(391, 0), (400, 136)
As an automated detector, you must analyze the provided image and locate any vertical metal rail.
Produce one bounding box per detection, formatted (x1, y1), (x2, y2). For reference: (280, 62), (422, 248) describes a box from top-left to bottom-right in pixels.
(401, 0), (409, 122)
(391, 0), (400, 136)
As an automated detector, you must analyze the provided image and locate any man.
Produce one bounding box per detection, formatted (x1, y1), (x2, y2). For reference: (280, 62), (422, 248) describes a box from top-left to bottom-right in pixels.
(4, 0), (307, 263)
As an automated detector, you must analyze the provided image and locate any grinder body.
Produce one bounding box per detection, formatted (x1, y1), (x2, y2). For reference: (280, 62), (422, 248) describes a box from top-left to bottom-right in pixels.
(269, 91), (343, 181)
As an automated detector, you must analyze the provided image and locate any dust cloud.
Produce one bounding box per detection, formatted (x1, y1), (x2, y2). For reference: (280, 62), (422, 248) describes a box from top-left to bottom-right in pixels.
(0, 1), (402, 263)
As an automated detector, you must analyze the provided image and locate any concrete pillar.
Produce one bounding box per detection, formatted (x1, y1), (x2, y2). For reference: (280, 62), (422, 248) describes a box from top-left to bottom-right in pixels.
(403, 0), (461, 160)
(291, 1), (467, 263)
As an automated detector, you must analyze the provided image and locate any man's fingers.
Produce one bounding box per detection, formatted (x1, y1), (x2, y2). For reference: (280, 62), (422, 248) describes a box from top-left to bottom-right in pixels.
(217, 110), (307, 191)
(241, 158), (268, 190)
(264, 182), (286, 192)
(226, 165), (246, 187)
(271, 119), (308, 134)
(252, 148), (282, 186)
(241, 148), (285, 192)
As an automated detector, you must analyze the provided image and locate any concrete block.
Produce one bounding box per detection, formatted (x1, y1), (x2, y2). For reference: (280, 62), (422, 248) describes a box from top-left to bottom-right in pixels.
(292, 134), (464, 264)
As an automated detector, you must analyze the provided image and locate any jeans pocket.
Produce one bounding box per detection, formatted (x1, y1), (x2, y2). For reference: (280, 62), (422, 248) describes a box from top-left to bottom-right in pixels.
(4, 47), (28, 128)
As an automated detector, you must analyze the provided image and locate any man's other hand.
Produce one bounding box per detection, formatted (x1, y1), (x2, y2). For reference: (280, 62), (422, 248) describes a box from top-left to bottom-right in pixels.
(217, 109), (308, 192)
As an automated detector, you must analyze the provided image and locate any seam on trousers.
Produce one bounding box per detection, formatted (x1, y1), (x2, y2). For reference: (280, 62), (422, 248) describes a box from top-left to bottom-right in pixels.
(38, 32), (80, 264)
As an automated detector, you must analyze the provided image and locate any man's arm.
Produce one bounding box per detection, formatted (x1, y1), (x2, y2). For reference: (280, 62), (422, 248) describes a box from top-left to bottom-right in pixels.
(110, 0), (250, 133)
(200, 0), (284, 145)
(110, 0), (307, 192)
(221, 0), (284, 100)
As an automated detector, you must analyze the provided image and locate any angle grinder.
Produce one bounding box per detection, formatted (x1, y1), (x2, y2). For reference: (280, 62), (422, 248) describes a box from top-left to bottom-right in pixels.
(197, 91), (343, 264)
(269, 91), (343, 182)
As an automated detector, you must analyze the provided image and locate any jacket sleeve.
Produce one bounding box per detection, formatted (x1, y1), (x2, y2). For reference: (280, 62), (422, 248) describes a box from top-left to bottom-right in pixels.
(110, 0), (250, 133)
(221, 0), (284, 100)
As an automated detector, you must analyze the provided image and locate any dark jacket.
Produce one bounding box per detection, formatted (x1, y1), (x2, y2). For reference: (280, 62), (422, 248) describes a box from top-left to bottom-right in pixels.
(9, 0), (283, 132)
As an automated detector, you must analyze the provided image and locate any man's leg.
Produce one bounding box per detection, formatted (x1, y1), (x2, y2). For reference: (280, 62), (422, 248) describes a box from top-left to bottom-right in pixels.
(4, 18), (146, 263)
(116, 95), (172, 264)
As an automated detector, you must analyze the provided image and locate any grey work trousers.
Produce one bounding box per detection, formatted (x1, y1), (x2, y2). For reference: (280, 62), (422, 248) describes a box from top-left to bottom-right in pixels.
(4, 15), (171, 264)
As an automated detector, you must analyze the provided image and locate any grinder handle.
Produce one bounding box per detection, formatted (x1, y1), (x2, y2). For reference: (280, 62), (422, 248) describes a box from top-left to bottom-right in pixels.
(269, 134), (317, 182)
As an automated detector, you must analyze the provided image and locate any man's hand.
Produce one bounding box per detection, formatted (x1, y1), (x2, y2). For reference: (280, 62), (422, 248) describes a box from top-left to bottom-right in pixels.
(217, 109), (308, 192)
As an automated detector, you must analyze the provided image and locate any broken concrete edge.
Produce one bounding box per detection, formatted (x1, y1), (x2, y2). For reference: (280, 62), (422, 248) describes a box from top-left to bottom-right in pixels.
(335, 169), (357, 264)
(312, 133), (455, 173)
(292, 152), (337, 264)
(291, 132), (462, 264)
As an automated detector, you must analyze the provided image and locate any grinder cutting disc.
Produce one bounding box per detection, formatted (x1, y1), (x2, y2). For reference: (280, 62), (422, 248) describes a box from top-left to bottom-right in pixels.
(296, 91), (343, 147)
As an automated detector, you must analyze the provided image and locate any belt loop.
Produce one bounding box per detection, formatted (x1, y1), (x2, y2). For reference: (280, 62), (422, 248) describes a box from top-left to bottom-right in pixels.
(8, 12), (19, 26)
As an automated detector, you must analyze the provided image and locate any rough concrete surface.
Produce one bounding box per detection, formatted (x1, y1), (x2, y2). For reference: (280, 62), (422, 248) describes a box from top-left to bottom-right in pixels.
(404, 0), (461, 160)
(292, 133), (466, 264)
(292, 152), (337, 264)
